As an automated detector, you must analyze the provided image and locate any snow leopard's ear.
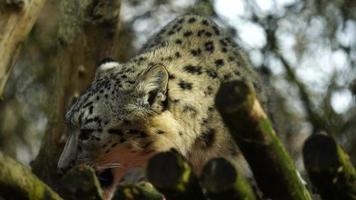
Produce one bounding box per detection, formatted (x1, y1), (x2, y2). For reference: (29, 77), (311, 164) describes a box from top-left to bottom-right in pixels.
(95, 57), (119, 78)
(135, 64), (169, 109)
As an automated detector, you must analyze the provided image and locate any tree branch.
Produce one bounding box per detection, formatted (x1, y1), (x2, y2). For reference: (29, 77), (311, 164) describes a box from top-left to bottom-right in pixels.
(216, 80), (312, 200)
(200, 158), (259, 200)
(147, 150), (206, 200)
(0, 151), (63, 200)
(303, 134), (356, 200)
(0, 0), (46, 99)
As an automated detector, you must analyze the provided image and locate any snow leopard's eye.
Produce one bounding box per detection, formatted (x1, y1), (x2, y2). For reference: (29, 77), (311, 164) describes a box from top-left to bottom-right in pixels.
(79, 128), (94, 140)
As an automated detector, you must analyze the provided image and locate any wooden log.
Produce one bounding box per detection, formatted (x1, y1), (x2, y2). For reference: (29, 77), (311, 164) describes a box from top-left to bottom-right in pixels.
(147, 150), (206, 200)
(200, 157), (258, 200)
(303, 134), (356, 200)
(216, 80), (312, 200)
(0, 151), (63, 200)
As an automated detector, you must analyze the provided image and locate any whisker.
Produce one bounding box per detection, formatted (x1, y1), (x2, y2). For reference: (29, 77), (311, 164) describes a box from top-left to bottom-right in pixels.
(96, 162), (121, 171)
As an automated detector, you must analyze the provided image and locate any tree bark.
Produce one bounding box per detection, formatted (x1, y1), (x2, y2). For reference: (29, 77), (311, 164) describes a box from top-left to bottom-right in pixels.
(31, 0), (121, 190)
(216, 80), (312, 200)
(0, 0), (46, 99)
(0, 151), (63, 200)
(303, 134), (356, 200)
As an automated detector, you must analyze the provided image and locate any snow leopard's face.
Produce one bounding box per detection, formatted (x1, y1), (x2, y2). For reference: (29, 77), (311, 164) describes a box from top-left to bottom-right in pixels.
(58, 59), (180, 196)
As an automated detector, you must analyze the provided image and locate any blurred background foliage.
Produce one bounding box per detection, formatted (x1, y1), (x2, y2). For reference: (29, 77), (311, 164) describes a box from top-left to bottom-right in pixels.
(0, 0), (355, 171)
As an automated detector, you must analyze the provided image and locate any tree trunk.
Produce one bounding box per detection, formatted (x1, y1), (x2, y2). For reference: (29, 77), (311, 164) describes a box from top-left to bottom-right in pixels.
(31, 0), (121, 191)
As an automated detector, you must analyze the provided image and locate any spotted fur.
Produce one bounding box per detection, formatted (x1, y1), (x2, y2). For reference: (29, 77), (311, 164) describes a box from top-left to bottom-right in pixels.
(58, 14), (266, 199)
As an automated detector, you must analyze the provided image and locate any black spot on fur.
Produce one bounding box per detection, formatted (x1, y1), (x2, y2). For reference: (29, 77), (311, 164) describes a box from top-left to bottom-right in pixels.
(200, 128), (216, 148)
(190, 48), (201, 56)
(183, 31), (193, 37)
(172, 99), (180, 103)
(206, 69), (218, 79)
(178, 80), (193, 90)
(222, 47), (228, 53)
(120, 138), (126, 143)
(220, 39), (227, 46)
(175, 52), (181, 58)
(165, 56), (173, 61)
(188, 17), (196, 23)
(89, 106), (94, 114)
(108, 129), (123, 135)
(168, 30), (175, 35)
(111, 143), (118, 148)
(156, 130), (165, 134)
(197, 30), (205, 37)
(215, 59), (224, 67)
(83, 118), (95, 125)
(184, 65), (202, 75)
(169, 74), (176, 80)
(201, 118), (209, 125)
(205, 41), (214, 53)
(201, 19), (209, 26)
(175, 39), (182, 45)
(212, 26), (220, 35)
(204, 86), (214, 96)
(205, 32), (212, 37)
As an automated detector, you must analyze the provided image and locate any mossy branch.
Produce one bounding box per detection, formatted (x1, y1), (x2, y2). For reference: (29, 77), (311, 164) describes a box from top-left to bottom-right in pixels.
(200, 158), (259, 200)
(303, 134), (356, 200)
(0, 151), (63, 200)
(113, 182), (164, 200)
(216, 80), (312, 200)
(147, 150), (206, 200)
